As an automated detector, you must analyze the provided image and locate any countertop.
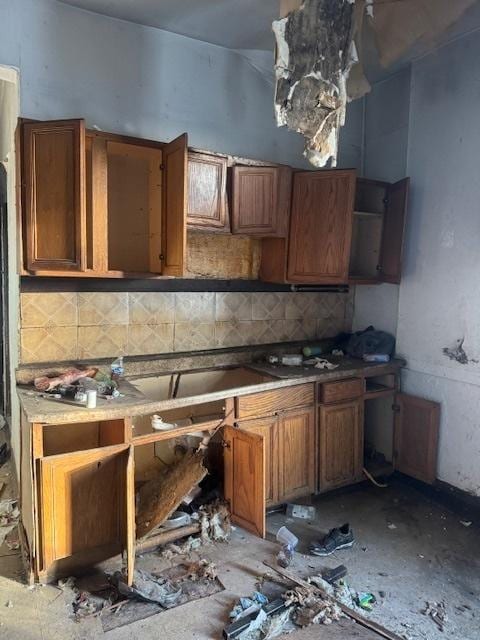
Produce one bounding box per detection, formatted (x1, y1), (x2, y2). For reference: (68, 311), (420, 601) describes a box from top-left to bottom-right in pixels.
(18, 357), (404, 425)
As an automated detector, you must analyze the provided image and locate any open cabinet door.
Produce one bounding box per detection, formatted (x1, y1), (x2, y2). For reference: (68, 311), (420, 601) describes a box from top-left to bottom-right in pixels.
(125, 445), (135, 586)
(394, 393), (440, 484)
(223, 425), (265, 538)
(23, 119), (86, 272)
(162, 133), (188, 276)
(379, 178), (409, 284)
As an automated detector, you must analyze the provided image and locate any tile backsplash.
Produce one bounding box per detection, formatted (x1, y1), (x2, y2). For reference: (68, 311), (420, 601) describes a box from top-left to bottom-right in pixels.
(20, 291), (354, 364)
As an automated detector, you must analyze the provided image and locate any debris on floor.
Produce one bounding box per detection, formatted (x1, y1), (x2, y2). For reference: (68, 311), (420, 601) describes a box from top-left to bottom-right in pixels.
(284, 585), (342, 626)
(0, 499), (20, 547)
(0, 442), (10, 468)
(225, 592), (291, 640)
(199, 500), (231, 542)
(276, 526), (298, 568)
(310, 522), (354, 556)
(113, 569), (182, 606)
(286, 504), (316, 520)
(422, 600), (448, 632)
(460, 520), (472, 527)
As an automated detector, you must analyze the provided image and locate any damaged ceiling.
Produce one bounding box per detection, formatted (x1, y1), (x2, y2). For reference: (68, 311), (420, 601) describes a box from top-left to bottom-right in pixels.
(273, 0), (478, 167)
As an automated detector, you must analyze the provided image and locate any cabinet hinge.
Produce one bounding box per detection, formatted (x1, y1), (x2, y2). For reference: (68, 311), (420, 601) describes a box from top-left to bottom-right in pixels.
(392, 404), (401, 413)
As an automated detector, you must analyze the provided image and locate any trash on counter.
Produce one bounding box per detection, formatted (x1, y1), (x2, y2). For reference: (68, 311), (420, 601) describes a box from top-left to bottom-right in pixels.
(276, 526), (298, 568)
(110, 356), (124, 381)
(303, 357), (339, 370)
(310, 523), (354, 556)
(345, 327), (395, 359)
(387, 522), (397, 530)
(422, 600), (448, 632)
(34, 366), (99, 392)
(0, 499), (20, 547)
(363, 353), (390, 363)
(286, 504), (316, 520)
(321, 565), (348, 585)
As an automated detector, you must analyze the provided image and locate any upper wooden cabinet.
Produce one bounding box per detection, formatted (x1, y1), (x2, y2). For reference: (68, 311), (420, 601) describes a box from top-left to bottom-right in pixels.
(21, 120), (188, 277)
(260, 169), (356, 284)
(231, 165), (291, 237)
(23, 119), (86, 272)
(187, 152), (229, 232)
(349, 177), (409, 284)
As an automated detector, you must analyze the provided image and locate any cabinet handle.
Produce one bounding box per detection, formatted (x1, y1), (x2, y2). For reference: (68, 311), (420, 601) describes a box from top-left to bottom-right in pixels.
(159, 254), (165, 261)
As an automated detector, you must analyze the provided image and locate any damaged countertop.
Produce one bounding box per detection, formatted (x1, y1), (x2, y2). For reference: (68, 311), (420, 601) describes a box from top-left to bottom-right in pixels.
(17, 355), (404, 425)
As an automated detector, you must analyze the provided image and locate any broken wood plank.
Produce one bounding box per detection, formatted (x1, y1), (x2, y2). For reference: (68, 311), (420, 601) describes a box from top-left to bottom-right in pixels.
(136, 450), (207, 539)
(135, 523), (201, 554)
(263, 561), (405, 640)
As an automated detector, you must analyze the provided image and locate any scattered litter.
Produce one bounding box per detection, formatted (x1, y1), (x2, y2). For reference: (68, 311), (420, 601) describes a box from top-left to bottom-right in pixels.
(387, 523), (397, 530)
(0, 443), (10, 467)
(356, 592), (376, 611)
(113, 569), (182, 607)
(284, 586), (342, 627)
(422, 600), (448, 632)
(303, 357), (339, 371)
(460, 520), (472, 527)
(199, 500), (231, 542)
(5, 600), (13, 608)
(310, 523), (354, 556)
(0, 499), (20, 547)
(276, 527), (298, 568)
(321, 565), (347, 585)
(159, 536), (203, 559)
(286, 504), (316, 520)
(224, 594), (289, 640)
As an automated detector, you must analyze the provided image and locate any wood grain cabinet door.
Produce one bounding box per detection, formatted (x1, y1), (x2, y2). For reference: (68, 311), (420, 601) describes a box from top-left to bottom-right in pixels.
(319, 400), (363, 492)
(278, 407), (315, 502)
(23, 119), (86, 272)
(379, 178), (409, 284)
(187, 152), (229, 231)
(394, 393), (439, 484)
(231, 166), (291, 237)
(223, 425), (265, 538)
(236, 416), (278, 506)
(39, 445), (129, 572)
(287, 169), (356, 283)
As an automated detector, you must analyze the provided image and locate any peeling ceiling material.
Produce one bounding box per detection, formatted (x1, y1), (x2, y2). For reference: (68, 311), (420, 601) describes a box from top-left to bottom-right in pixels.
(273, 0), (357, 168)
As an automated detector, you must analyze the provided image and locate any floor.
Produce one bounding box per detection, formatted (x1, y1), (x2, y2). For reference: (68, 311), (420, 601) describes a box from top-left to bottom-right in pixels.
(0, 470), (478, 640)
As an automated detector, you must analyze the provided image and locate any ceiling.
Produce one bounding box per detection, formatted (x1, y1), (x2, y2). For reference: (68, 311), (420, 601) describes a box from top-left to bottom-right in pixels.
(58, 0), (279, 50)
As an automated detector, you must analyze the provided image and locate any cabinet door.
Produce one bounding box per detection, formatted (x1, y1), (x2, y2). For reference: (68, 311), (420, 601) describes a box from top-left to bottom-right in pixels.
(232, 166), (291, 237)
(162, 133), (188, 276)
(23, 119), (86, 272)
(278, 407), (315, 502)
(319, 400), (363, 492)
(379, 178), (409, 284)
(187, 152), (229, 231)
(394, 393), (439, 484)
(223, 425), (265, 538)
(236, 416), (278, 506)
(287, 169), (356, 283)
(39, 444), (129, 571)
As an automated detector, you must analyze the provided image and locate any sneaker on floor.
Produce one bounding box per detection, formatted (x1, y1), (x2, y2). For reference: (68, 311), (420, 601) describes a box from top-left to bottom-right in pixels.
(310, 523), (354, 556)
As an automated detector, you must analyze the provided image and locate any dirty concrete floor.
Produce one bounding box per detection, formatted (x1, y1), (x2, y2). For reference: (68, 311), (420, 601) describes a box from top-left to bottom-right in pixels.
(0, 472), (478, 640)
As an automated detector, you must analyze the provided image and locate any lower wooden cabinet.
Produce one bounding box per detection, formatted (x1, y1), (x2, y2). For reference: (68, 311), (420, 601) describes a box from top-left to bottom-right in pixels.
(235, 405), (315, 510)
(319, 399), (364, 492)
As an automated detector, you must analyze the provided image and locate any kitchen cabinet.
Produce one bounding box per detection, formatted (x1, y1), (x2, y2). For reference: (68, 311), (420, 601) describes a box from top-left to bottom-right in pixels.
(260, 169), (356, 284)
(21, 120), (188, 277)
(187, 152), (229, 232)
(349, 177), (409, 284)
(277, 407), (315, 502)
(23, 119), (86, 272)
(319, 399), (364, 492)
(231, 165), (291, 237)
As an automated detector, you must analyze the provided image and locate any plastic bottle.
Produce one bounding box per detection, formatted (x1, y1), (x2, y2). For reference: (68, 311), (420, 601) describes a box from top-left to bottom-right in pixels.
(110, 356), (124, 381)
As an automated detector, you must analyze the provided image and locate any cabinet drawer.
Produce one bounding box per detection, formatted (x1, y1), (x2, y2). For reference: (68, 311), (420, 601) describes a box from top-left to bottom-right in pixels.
(236, 383), (314, 419)
(319, 378), (363, 404)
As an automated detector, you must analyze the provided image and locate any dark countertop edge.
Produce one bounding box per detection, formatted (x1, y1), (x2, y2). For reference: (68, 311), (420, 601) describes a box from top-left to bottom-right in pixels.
(18, 359), (405, 425)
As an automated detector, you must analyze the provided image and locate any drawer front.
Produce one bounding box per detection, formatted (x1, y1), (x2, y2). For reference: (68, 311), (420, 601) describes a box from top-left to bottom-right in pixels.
(236, 383), (314, 419)
(319, 378), (363, 404)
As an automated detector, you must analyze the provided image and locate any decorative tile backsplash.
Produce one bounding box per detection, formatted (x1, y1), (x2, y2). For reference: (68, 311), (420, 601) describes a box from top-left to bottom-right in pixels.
(19, 291), (353, 364)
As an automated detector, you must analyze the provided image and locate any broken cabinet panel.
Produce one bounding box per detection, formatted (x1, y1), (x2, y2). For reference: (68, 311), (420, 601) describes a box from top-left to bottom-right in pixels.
(38, 444), (130, 575)
(394, 393), (440, 484)
(162, 133), (188, 276)
(223, 425), (265, 538)
(187, 152), (229, 232)
(23, 119), (86, 272)
(277, 407), (315, 502)
(319, 399), (363, 492)
(231, 165), (291, 237)
(349, 177), (409, 284)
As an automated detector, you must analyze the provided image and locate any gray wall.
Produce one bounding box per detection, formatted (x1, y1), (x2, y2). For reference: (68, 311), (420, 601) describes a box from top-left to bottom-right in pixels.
(398, 29), (480, 496)
(352, 68), (411, 336)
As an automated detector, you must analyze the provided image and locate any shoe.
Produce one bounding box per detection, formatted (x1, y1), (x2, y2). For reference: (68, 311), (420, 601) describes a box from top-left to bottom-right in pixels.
(310, 523), (354, 556)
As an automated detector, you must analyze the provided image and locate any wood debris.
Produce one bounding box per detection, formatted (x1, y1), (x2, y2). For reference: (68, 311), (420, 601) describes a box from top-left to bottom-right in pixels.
(422, 600), (448, 632)
(284, 585), (342, 626)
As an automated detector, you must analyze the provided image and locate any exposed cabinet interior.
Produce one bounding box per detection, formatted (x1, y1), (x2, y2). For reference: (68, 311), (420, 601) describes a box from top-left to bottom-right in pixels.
(187, 152), (229, 232)
(349, 177), (409, 283)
